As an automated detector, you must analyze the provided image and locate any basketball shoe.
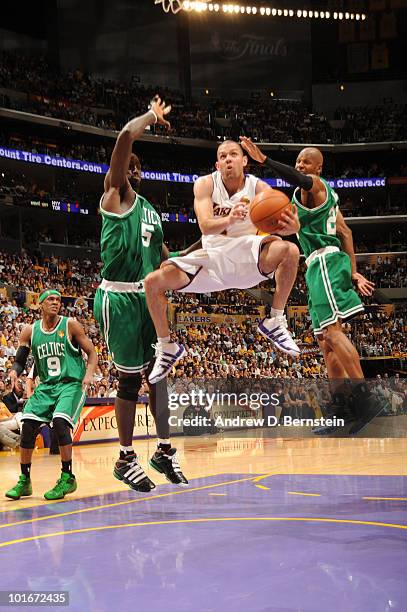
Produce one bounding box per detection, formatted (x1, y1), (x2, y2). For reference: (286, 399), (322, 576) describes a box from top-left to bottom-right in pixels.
(148, 342), (186, 384)
(114, 453), (156, 492)
(149, 448), (189, 487)
(349, 389), (388, 435)
(5, 474), (32, 500)
(44, 472), (77, 500)
(258, 315), (301, 357)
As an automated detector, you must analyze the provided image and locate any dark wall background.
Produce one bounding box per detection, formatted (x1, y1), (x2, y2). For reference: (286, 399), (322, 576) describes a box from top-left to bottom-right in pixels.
(0, 0), (406, 101)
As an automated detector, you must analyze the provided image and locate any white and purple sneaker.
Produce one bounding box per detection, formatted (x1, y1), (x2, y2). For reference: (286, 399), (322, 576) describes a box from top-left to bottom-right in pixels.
(258, 315), (301, 357)
(148, 342), (186, 384)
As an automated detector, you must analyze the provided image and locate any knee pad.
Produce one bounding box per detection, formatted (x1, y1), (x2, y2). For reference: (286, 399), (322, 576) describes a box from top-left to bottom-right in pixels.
(117, 373), (141, 402)
(52, 417), (72, 446)
(20, 419), (41, 449)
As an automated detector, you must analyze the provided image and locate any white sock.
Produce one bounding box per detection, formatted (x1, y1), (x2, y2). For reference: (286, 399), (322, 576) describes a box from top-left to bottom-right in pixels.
(158, 336), (171, 344)
(120, 445), (134, 454)
(270, 308), (284, 319)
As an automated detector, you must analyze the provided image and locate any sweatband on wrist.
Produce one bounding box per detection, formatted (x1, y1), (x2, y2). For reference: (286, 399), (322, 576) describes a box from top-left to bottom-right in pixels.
(264, 158), (313, 191)
(169, 251), (180, 258)
(12, 346), (30, 376)
(148, 109), (158, 123)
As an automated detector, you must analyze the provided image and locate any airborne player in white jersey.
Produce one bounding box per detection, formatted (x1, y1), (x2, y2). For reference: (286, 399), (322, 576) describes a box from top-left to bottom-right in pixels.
(144, 140), (301, 383)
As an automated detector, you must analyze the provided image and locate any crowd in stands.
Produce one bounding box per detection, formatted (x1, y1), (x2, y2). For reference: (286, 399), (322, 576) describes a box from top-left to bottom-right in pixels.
(0, 250), (405, 398)
(1, 52), (407, 144)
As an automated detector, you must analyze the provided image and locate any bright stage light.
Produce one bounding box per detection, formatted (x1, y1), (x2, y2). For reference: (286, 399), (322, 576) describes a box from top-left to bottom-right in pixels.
(180, 3), (367, 21)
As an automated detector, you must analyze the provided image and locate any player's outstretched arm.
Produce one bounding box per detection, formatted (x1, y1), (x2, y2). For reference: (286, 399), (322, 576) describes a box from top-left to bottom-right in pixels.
(161, 238), (203, 261)
(336, 211), (375, 297)
(240, 136), (322, 193)
(104, 96), (171, 195)
(69, 320), (98, 391)
(9, 325), (32, 385)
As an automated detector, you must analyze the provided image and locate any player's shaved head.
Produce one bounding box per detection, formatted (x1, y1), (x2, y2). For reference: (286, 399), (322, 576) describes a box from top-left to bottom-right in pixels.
(217, 140), (245, 159)
(299, 147), (323, 165)
(295, 147), (324, 176)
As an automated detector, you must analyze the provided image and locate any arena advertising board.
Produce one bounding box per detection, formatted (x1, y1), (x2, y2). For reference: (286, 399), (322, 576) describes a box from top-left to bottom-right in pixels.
(175, 312), (265, 328)
(0, 146), (386, 189)
(72, 402), (158, 443)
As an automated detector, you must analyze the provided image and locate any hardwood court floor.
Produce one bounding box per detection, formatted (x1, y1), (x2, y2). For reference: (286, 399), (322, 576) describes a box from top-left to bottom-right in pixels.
(1, 432), (407, 511)
(1, 432), (407, 611)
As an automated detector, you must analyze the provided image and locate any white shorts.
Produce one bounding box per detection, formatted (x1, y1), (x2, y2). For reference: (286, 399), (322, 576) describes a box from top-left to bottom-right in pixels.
(165, 234), (274, 293)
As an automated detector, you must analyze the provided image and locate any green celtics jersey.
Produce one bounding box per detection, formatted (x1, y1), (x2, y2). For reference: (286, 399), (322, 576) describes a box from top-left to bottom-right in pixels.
(100, 194), (163, 282)
(31, 316), (85, 384)
(293, 178), (341, 258)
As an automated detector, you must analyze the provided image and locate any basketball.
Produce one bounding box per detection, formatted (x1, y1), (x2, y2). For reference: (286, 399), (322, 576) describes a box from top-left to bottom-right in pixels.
(249, 188), (291, 233)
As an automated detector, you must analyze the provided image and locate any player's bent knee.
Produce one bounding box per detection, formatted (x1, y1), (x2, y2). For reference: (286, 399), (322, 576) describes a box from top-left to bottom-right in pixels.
(117, 373), (141, 402)
(52, 417), (72, 446)
(20, 419), (41, 449)
(287, 242), (300, 260)
(144, 271), (160, 291)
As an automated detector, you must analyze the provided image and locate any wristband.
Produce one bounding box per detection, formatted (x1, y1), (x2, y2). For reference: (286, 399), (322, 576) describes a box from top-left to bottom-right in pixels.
(148, 109), (158, 123)
(169, 251), (180, 258)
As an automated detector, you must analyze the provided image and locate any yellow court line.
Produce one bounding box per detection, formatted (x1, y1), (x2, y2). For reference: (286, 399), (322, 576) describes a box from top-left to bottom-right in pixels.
(0, 475), (258, 530)
(288, 492), (321, 497)
(253, 473), (277, 483)
(363, 497), (407, 501)
(208, 493), (227, 496)
(0, 471), (230, 513)
(255, 485), (270, 491)
(2, 516), (407, 549)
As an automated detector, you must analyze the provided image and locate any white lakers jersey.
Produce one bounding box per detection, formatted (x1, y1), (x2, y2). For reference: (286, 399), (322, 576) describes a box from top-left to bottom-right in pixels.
(210, 171), (259, 238)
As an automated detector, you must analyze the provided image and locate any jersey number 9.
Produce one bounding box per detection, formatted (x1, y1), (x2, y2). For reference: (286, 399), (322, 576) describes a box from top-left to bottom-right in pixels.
(47, 357), (61, 377)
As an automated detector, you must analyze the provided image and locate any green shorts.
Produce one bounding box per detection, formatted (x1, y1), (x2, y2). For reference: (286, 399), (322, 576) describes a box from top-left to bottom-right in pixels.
(22, 381), (86, 427)
(305, 250), (364, 335)
(94, 287), (156, 374)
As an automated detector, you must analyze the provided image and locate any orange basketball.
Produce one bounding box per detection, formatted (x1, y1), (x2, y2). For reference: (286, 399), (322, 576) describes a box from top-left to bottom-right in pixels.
(249, 188), (291, 233)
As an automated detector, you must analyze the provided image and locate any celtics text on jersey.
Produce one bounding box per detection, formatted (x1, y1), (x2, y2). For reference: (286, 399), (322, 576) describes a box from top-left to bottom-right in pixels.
(31, 316), (85, 384)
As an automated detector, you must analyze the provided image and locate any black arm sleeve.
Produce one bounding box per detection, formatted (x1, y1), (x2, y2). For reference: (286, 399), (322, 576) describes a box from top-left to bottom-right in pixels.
(264, 158), (314, 191)
(11, 346), (30, 376)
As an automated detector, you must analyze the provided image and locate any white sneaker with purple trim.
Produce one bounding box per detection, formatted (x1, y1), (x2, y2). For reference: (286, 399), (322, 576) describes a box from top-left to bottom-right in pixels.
(258, 315), (301, 357)
(148, 342), (186, 384)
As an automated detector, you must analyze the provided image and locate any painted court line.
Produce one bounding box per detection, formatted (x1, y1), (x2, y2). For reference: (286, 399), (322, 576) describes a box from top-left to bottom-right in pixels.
(255, 485), (270, 490)
(2, 516), (407, 549)
(363, 497), (407, 501)
(0, 475), (258, 530)
(0, 471), (229, 513)
(288, 491), (321, 497)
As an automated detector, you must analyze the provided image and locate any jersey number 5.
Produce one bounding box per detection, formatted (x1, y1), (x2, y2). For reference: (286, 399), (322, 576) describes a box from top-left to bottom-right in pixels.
(47, 357), (61, 377)
(141, 222), (155, 247)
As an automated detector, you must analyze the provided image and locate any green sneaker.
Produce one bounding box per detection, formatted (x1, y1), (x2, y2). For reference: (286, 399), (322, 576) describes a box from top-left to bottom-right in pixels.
(5, 474), (33, 500)
(44, 472), (77, 500)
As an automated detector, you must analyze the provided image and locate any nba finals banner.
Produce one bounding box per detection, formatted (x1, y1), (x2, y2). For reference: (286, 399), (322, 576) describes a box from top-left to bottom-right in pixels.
(189, 13), (311, 92)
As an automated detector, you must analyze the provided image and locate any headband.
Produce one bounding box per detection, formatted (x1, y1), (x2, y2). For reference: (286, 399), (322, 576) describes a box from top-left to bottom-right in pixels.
(39, 290), (62, 304)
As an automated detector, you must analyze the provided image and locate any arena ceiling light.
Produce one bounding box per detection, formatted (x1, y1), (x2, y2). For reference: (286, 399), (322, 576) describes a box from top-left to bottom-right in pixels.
(154, 1), (367, 19)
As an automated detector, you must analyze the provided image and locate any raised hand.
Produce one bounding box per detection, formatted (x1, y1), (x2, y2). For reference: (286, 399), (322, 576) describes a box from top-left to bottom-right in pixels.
(352, 272), (375, 297)
(239, 136), (266, 164)
(149, 95), (171, 129)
